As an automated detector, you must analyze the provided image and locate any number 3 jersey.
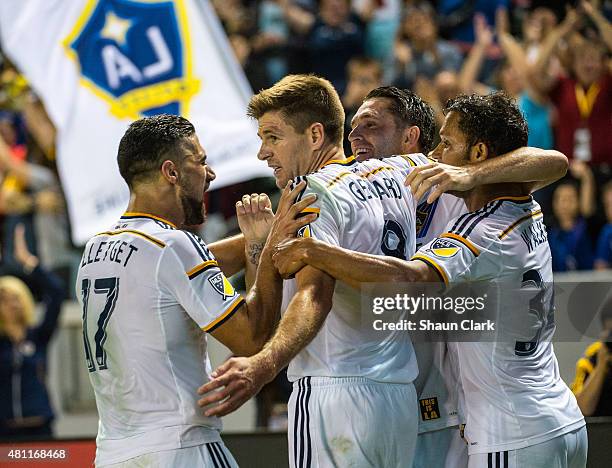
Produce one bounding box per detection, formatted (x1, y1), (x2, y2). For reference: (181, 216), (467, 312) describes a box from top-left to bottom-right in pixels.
(284, 154), (428, 384)
(75, 213), (244, 466)
(412, 196), (585, 454)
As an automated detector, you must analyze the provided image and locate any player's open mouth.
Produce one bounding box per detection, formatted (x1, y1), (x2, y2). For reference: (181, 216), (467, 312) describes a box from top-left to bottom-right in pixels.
(354, 148), (371, 158)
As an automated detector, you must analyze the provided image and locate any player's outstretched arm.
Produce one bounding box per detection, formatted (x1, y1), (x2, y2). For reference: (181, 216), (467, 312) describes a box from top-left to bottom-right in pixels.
(273, 237), (439, 287)
(198, 265), (335, 417)
(207, 234), (246, 277)
(406, 147), (568, 203)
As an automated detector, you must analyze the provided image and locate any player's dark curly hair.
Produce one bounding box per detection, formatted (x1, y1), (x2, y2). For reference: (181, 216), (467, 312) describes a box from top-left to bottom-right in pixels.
(117, 114), (195, 188)
(444, 92), (528, 157)
(364, 86), (436, 154)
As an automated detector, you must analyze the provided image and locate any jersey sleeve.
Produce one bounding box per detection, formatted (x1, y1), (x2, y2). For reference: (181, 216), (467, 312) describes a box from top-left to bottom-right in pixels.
(159, 230), (244, 332)
(411, 212), (499, 284)
(292, 175), (343, 247)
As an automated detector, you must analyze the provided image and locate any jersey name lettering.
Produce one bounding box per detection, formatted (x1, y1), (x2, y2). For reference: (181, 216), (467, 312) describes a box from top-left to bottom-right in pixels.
(81, 239), (139, 268)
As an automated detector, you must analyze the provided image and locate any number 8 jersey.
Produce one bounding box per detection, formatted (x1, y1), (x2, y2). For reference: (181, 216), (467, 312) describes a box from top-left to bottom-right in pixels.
(75, 213), (243, 466)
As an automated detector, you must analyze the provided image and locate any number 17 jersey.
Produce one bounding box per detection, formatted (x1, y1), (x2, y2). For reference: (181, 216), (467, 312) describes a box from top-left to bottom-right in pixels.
(75, 213), (243, 466)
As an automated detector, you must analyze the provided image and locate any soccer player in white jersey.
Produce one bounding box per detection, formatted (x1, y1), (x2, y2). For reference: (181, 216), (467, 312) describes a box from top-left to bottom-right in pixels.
(198, 75), (426, 467)
(348, 86), (569, 468)
(272, 93), (587, 468)
(75, 115), (314, 468)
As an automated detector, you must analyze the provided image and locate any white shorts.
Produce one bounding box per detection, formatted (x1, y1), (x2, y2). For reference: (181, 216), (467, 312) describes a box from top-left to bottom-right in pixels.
(467, 426), (587, 468)
(413, 426), (468, 468)
(288, 376), (419, 468)
(102, 441), (238, 468)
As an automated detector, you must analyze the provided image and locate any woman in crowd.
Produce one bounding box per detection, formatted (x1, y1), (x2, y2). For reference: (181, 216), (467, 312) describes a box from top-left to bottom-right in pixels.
(0, 225), (64, 440)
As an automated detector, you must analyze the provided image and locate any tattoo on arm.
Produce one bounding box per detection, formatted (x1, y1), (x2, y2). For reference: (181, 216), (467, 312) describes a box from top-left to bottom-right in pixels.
(247, 243), (264, 266)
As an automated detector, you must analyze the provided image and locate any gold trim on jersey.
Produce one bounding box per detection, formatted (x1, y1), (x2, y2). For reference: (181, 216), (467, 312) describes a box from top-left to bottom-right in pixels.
(411, 254), (449, 285)
(300, 207), (320, 215)
(401, 155), (418, 166)
(440, 233), (480, 256)
(360, 166), (395, 178)
(319, 155), (356, 169)
(327, 171), (353, 188)
(399, 154), (432, 166)
(96, 229), (166, 248)
(186, 259), (219, 279)
(122, 212), (177, 228)
(203, 296), (245, 333)
(498, 210), (543, 239)
(491, 195), (532, 203)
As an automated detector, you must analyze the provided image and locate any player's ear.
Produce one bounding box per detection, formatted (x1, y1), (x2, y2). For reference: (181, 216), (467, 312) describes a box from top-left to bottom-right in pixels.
(469, 142), (488, 163)
(160, 160), (179, 184)
(308, 122), (325, 151)
(403, 125), (421, 153)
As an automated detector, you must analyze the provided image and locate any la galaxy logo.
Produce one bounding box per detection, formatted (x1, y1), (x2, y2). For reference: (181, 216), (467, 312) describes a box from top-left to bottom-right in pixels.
(208, 272), (236, 300)
(297, 225), (311, 238)
(64, 0), (200, 119)
(428, 238), (460, 258)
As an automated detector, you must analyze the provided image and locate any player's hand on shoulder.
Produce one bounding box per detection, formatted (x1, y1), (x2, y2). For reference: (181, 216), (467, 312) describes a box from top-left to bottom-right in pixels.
(236, 193), (274, 243)
(197, 355), (273, 417)
(405, 162), (475, 204)
(266, 181), (317, 250)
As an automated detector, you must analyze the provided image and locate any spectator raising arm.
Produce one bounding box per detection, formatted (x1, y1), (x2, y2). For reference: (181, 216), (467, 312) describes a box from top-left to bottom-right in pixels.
(459, 14), (493, 95)
(582, 0), (612, 52)
(569, 160), (596, 218)
(529, 9), (580, 94)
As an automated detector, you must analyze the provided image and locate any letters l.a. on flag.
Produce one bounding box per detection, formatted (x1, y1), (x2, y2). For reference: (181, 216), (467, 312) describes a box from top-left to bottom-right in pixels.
(0, 0), (270, 244)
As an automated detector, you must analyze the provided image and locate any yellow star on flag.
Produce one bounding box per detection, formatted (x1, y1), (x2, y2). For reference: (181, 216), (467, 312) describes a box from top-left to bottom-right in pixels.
(100, 11), (132, 46)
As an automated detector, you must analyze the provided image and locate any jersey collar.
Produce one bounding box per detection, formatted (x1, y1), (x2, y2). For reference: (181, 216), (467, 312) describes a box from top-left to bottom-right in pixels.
(318, 155), (356, 170)
(120, 212), (177, 229)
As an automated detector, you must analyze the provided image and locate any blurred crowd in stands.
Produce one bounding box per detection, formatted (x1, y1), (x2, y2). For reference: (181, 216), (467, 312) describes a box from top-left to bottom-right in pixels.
(215, 0), (612, 273)
(0, 0), (611, 434)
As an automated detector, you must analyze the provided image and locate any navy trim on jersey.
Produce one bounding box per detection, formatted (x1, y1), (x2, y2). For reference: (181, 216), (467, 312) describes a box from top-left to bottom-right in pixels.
(120, 214), (176, 229)
(183, 231), (213, 262)
(450, 200), (503, 238)
(462, 200), (503, 238)
(291, 176), (309, 203)
(206, 297), (245, 333)
(415, 198), (439, 241)
(187, 260), (219, 280)
(450, 204), (492, 237)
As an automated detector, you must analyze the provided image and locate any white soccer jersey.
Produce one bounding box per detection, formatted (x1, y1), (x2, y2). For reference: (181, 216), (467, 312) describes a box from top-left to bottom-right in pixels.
(75, 213), (244, 466)
(412, 196), (585, 454)
(413, 193), (468, 434)
(285, 155), (422, 384)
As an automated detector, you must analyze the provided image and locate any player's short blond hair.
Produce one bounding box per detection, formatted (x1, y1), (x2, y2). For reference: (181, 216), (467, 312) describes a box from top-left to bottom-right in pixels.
(247, 74), (345, 146)
(0, 276), (36, 332)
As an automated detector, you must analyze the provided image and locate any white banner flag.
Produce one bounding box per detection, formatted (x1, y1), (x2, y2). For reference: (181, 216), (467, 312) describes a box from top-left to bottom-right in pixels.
(0, 0), (270, 244)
